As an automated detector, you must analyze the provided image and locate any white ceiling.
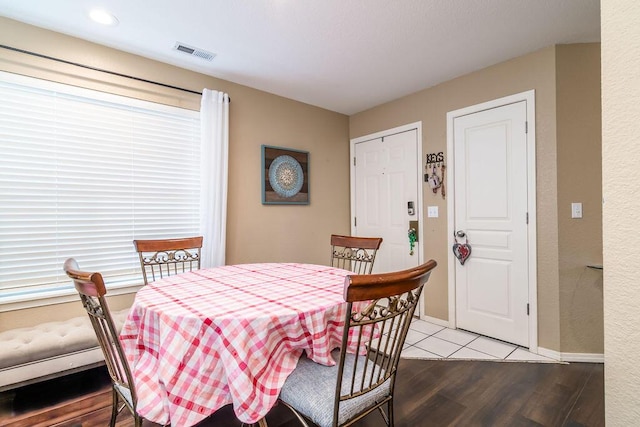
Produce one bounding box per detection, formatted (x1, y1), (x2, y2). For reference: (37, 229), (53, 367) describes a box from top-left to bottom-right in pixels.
(0, 0), (600, 115)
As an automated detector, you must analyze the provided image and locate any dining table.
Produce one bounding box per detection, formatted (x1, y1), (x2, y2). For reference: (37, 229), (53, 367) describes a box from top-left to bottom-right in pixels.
(119, 262), (366, 427)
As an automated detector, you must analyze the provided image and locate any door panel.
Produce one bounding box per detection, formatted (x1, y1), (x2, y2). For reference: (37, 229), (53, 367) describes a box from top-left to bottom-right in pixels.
(454, 101), (529, 347)
(354, 129), (419, 274)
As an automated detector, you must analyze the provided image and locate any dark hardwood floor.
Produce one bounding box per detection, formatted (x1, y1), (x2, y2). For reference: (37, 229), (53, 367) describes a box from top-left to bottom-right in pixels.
(0, 358), (604, 427)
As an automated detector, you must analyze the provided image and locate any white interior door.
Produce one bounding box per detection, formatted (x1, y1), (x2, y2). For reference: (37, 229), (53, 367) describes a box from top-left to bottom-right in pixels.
(452, 101), (530, 347)
(351, 126), (421, 275)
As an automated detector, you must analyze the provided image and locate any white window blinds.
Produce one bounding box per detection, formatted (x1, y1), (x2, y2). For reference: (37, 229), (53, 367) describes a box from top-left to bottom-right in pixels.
(0, 71), (201, 301)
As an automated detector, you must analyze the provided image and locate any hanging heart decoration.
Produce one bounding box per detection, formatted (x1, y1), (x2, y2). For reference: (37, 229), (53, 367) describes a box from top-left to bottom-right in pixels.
(452, 242), (472, 265)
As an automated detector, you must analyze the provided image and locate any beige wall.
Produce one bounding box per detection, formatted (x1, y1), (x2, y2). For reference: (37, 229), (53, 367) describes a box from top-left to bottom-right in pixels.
(602, 0), (640, 424)
(351, 44), (604, 354)
(555, 44), (603, 354)
(0, 17), (350, 330)
(0, 18), (606, 357)
(225, 87), (351, 265)
(350, 46), (564, 351)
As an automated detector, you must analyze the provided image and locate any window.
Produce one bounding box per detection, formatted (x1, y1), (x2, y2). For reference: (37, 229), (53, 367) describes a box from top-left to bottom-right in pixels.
(0, 71), (201, 303)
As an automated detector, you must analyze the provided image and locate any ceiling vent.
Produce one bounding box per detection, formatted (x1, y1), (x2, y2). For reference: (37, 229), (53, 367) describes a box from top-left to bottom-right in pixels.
(173, 42), (216, 61)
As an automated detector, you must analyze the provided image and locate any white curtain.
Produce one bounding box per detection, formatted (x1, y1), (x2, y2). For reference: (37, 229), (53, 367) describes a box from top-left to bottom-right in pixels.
(200, 89), (230, 268)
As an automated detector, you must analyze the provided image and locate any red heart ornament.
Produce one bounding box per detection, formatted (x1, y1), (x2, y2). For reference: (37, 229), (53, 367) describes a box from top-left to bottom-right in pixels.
(453, 243), (472, 265)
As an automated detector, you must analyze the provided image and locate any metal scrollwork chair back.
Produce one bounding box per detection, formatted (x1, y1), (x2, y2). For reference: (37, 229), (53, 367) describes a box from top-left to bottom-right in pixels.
(330, 234), (383, 274)
(279, 259), (438, 427)
(133, 236), (203, 285)
(63, 258), (143, 427)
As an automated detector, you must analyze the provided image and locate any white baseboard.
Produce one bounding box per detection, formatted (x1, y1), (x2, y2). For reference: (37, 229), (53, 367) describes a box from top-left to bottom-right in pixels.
(560, 352), (604, 363)
(537, 346), (561, 361)
(538, 346), (604, 363)
(418, 314), (451, 328)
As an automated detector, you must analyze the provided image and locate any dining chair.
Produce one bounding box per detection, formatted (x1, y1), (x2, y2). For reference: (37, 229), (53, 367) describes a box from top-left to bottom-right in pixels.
(330, 234), (383, 274)
(278, 259), (437, 427)
(133, 236), (203, 285)
(63, 258), (143, 427)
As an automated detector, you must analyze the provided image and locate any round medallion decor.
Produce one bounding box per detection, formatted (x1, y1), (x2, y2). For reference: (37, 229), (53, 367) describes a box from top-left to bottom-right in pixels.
(269, 155), (304, 198)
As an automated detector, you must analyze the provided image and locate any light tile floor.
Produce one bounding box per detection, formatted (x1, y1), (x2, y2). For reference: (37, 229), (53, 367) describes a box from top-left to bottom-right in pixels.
(401, 319), (557, 362)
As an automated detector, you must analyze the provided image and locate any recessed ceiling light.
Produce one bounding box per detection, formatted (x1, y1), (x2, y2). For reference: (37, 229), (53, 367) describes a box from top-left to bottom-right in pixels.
(89, 9), (119, 26)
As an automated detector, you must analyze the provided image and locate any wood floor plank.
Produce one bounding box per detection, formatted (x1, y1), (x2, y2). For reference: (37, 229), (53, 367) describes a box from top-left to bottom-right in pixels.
(453, 363), (545, 425)
(0, 359), (605, 427)
(563, 364), (605, 426)
(517, 363), (594, 426)
(0, 389), (110, 427)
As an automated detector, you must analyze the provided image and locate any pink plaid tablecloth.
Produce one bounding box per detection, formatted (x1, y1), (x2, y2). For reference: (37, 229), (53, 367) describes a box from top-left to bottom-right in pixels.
(119, 263), (359, 426)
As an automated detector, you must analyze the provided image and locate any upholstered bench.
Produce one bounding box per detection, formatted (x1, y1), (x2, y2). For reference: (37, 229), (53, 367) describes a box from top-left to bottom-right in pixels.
(0, 309), (129, 391)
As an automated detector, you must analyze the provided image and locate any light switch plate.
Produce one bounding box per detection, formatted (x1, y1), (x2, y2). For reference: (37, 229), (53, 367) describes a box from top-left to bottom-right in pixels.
(427, 206), (439, 218)
(571, 202), (583, 218)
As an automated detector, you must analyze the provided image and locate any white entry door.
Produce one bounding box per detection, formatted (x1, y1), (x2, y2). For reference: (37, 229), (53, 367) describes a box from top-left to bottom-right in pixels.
(452, 101), (530, 347)
(351, 126), (421, 275)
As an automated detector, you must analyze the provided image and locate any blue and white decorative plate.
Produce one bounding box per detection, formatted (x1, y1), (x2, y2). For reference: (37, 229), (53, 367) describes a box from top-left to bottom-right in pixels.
(269, 155), (304, 198)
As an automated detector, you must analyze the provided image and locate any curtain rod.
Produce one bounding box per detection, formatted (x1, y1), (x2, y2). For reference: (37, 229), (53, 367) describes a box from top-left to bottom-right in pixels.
(1, 44), (203, 96)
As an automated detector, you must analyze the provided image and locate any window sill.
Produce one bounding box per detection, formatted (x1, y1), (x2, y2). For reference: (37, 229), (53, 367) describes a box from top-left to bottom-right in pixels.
(0, 283), (143, 313)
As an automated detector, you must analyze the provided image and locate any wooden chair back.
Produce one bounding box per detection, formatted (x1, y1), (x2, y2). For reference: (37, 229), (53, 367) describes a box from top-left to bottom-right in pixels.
(63, 258), (141, 426)
(279, 259), (437, 427)
(133, 236), (203, 285)
(330, 234), (383, 274)
(335, 259), (437, 425)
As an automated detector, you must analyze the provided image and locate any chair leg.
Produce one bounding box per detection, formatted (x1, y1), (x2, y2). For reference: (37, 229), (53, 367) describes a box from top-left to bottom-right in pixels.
(110, 388), (119, 427)
(279, 400), (311, 427)
(375, 399), (394, 427)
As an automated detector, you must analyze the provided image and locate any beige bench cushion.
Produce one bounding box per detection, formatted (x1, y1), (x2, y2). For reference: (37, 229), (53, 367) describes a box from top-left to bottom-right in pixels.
(0, 309), (129, 370)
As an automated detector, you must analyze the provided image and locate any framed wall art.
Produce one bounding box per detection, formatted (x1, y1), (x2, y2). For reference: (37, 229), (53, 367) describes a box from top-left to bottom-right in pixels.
(261, 145), (309, 205)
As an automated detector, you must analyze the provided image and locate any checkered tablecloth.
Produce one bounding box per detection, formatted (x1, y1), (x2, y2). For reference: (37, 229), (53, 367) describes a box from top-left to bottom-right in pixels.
(119, 263), (358, 426)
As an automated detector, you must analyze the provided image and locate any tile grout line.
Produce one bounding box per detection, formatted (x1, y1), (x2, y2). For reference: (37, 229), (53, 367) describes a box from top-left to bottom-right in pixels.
(409, 321), (543, 362)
